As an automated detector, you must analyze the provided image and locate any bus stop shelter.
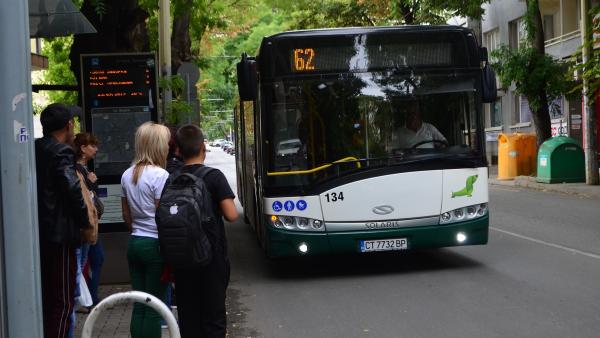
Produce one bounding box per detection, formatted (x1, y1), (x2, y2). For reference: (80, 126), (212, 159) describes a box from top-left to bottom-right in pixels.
(0, 0), (95, 336)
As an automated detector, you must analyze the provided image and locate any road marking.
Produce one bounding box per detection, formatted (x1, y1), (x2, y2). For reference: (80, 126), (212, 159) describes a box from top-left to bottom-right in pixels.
(491, 227), (600, 261)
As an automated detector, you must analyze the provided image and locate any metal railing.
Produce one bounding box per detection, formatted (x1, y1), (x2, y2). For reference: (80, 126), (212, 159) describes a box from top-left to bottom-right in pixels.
(82, 291), (180, 338)
(545, 30), (581, 47)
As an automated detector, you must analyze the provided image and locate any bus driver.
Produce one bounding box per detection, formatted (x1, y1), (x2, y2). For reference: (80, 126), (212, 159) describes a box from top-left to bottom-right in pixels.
(391, 100), (447, 149)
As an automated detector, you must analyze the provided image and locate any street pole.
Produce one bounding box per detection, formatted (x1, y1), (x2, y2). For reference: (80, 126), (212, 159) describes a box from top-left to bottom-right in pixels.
(158, 0), (172, 122)
(0, 0), (44, 336)
(581, 0), (599, 184)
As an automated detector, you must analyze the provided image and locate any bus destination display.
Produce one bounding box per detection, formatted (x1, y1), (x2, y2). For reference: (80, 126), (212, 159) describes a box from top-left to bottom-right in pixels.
(281, 31), (474, 75)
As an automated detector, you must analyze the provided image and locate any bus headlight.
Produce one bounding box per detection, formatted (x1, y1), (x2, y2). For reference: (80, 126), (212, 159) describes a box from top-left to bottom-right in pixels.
(298, 242), (309, 254)
(271, 215), (284, 228)
(268, 215), (325, 232)
(439, 203), (488, 225)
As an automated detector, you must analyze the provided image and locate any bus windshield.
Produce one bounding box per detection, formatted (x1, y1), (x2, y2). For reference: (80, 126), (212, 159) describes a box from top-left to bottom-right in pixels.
(265, 71), (483, 190)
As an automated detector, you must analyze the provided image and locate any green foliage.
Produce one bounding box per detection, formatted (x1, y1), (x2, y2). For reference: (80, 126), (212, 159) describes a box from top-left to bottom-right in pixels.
(90, 0), (109, 19)
(290, 1), (378, 29)
(281, 0), (489, 29)
(198, 3), (289, 139)
(40, 37), (78, 105)
(492, 46), (573, 113)
(391, 0), (488, 25)
(160, 75), (195, 125)
(570, 4), (600, 103)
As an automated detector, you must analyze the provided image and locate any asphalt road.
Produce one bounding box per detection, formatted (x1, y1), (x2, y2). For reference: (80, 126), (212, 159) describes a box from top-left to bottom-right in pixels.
(205, 146), (600, 338)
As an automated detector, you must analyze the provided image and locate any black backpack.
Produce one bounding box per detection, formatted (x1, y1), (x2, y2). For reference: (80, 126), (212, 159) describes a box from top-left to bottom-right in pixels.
(156, 166), (215, 269)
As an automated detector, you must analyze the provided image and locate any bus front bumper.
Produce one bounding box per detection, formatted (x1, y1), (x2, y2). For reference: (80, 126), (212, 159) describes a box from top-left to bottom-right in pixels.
(265, 216), (489, 258)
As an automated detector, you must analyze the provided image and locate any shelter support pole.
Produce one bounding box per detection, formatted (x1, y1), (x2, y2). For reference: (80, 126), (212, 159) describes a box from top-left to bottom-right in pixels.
(581, 0), (599, 184)
(159, 0), (172, 121)
(0, 0), (44, 336)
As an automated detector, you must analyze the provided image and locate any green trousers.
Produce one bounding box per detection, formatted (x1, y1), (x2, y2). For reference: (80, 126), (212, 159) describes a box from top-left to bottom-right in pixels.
(127, 236), (167, 338)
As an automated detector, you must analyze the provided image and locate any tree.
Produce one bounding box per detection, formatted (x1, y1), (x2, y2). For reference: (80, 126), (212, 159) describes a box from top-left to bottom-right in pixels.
(389, 0), (487, 25)
(69, 0), (151, 104)
(41, 37), (78, 106)
(571, 4), (600, 103)
(492, 0), (573, 146)
(277, 0), (490, 29)
(198, 3), (289, 139)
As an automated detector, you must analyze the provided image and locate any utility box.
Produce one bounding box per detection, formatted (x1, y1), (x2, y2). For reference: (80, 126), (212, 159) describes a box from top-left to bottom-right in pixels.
(536, 136), (585, 183)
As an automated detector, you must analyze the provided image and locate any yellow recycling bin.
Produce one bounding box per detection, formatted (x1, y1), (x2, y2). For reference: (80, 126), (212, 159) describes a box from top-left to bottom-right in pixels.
(497, 133), (521, 180)
(498, 133), (537, 179)
(518, 134), (537, 176)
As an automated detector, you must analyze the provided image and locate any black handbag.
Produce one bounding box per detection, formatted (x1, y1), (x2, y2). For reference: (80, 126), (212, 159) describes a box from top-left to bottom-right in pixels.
(93, 194), (104, 219)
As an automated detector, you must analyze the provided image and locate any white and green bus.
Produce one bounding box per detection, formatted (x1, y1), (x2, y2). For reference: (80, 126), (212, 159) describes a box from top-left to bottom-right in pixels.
(235, 26), (496, 257)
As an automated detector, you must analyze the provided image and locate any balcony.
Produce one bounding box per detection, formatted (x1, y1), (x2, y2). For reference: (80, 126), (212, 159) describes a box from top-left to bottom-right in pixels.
(545, 29), (581, 59)
(539, 0), (581, 59)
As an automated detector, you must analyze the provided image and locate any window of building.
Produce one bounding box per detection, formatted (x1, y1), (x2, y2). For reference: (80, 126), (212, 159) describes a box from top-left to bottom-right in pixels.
(485, 97), (502, 128)
(483, 28), (500, 52)
(543, 14), (555, 41)
(513, 94), (531, 124)
(509, 18), (526, 50)
(483, 29), (499, 60)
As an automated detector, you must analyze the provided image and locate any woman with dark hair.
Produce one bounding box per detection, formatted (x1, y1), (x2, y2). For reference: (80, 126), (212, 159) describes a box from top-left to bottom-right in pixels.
(166, 124), (184, 174)
(73, 132), (105, 308)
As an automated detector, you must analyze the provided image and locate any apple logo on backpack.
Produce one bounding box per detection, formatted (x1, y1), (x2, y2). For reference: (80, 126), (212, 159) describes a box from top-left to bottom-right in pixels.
(170, 204), (178, 215)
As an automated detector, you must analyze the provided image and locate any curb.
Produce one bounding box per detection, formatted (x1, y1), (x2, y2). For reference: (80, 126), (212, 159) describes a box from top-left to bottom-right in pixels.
(489, 176), (600, 199)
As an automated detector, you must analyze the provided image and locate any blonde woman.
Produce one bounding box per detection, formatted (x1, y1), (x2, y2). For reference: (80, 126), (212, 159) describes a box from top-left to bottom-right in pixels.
(120, 122), (170, 338)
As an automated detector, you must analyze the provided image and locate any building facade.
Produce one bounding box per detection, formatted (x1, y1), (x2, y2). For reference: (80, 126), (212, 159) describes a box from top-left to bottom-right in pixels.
(477, 0), (590, 164)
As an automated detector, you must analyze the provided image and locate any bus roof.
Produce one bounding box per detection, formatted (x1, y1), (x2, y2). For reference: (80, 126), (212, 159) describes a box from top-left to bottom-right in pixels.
(263, 25), (476, 42)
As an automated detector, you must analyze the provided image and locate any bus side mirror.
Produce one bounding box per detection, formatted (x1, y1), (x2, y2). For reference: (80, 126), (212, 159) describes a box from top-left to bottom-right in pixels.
(481, 63), (497, 103)
(237, 53), (257, 101)
(480, 47), (489, 62)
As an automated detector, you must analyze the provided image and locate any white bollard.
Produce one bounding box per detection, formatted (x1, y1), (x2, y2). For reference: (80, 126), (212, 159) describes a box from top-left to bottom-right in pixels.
(81, 290), (180, 338)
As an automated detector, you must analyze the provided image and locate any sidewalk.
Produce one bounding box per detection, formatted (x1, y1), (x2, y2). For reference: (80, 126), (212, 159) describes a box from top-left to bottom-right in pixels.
(73, 284), (247, 338)
(488, 165), (600, 199)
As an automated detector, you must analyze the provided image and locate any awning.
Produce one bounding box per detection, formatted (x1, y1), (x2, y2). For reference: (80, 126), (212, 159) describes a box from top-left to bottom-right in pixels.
(29, 0), (96, 38)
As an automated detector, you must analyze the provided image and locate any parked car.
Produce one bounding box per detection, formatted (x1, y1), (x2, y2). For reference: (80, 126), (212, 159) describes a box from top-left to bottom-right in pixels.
(211, 139), (226, 147)
(222, 141), (234, 152)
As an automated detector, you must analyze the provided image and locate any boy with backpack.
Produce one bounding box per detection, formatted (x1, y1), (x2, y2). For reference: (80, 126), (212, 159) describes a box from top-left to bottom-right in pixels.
(157, 124), (238, 337)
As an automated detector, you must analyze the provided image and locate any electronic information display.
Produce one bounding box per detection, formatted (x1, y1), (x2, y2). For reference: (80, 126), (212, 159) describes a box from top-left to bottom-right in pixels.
(81, 53), (158, 228)
(81, 53), (158, 178)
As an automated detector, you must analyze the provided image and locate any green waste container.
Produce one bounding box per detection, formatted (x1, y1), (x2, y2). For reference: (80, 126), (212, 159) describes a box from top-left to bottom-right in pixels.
(536, 136), (585, 183)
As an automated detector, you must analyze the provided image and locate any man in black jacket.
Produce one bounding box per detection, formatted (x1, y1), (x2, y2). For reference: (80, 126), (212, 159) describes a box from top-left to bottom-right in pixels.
(35, 103), (90, 338)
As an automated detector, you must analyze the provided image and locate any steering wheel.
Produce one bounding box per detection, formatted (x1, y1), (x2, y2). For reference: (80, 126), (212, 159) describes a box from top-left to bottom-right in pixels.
(411, 139), (449, 149)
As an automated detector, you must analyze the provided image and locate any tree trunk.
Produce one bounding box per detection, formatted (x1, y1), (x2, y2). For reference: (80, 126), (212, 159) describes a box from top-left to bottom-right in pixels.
(171, 0), (193, 73)
(397, 1), (415, 24)
(531, 90), (553, 146)
(526, 0), (553, 147)
(69, 0), (150, 104)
